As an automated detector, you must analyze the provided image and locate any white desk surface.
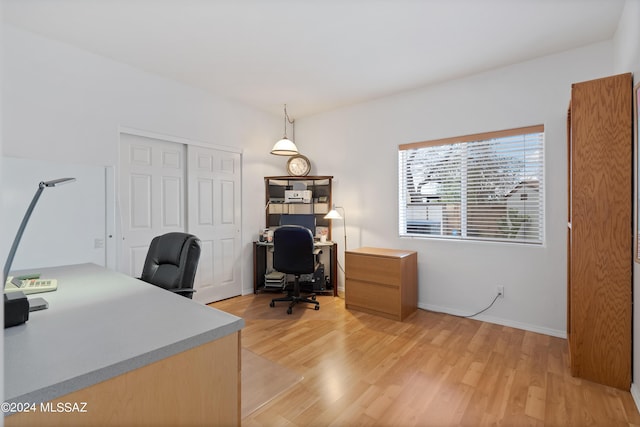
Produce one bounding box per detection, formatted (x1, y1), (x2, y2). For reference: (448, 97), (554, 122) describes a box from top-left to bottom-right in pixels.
(4, 263), (244, 405)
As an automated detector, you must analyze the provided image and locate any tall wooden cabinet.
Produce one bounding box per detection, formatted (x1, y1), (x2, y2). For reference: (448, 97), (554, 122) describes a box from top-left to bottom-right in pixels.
(567, 72), (633, 390)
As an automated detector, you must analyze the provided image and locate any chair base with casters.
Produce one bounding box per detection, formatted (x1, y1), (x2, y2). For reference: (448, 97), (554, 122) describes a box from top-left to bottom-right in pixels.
(270, 274), (319, 314)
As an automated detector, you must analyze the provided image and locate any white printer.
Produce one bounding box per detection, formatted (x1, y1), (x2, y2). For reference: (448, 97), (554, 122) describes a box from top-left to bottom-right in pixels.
(284, 190), (312, 203)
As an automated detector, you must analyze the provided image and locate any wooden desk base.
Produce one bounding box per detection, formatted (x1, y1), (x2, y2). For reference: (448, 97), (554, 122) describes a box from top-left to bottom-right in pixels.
(7, 332), (241, 426)
(253, 241), (338, 296)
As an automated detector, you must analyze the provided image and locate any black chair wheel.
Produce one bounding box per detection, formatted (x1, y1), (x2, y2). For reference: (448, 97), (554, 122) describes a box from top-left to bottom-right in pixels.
(287, 307), (293, 315)
(270, 301), (275, 307)
(311, 295), (316, 301)
(314, 305), (320, 310)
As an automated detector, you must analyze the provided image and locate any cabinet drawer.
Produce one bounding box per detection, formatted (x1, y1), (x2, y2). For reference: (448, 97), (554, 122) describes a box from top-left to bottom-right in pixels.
(346, 279), (399, 316)
(345, 253), (401, 287)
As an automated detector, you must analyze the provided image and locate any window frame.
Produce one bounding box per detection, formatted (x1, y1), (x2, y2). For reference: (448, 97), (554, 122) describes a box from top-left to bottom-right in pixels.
(398, 125), (545, 245)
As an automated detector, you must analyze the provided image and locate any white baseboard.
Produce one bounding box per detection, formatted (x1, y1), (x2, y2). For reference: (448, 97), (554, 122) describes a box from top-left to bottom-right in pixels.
(237, 290), (566, 338)
(631, 383), (640, 412)
(420, 302), (566, 338)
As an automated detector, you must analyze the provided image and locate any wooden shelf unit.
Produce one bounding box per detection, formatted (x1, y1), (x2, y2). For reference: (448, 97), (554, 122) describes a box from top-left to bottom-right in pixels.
(258, 175), (337, 296)
(264, 176), (333, 240)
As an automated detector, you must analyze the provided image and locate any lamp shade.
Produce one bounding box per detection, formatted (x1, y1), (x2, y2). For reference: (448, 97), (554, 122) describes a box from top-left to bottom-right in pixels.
(324, 208), (343, 220)
(324, 205), (347, 251)
(271, 137), (299, 156)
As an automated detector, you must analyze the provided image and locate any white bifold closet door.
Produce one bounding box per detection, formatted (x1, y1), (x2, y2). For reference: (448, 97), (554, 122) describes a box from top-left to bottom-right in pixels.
(118, 132), (241, 303)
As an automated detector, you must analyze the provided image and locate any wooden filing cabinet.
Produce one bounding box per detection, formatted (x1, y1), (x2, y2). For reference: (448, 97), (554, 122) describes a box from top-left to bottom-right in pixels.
(345, 247), (417, 321)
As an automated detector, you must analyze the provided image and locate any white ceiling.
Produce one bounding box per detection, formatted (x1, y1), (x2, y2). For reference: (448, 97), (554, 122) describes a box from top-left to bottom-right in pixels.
(3, 0), (626, 118)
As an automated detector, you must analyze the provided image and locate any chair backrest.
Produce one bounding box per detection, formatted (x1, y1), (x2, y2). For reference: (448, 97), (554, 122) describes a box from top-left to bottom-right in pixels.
(273, 225), (315, 275)
(140, 232), (201, 297)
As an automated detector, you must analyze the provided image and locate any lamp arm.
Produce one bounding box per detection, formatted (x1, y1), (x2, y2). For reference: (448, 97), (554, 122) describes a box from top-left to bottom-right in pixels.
(3, 185), (45, 284)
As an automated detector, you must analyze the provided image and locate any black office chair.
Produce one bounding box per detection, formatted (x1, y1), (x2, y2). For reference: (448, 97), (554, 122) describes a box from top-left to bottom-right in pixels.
(140, 232), (201, 299)
(269, 225), (320, 314)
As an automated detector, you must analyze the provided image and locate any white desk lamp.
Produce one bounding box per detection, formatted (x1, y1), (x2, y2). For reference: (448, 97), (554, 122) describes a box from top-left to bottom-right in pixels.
(3, 177), (76, 327)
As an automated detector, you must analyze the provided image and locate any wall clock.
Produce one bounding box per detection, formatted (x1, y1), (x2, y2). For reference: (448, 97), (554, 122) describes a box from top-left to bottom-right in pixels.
(286, 154), (311, 176)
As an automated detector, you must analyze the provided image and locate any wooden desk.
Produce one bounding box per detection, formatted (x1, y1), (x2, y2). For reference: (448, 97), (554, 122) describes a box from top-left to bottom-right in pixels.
(253, 241), (338, 296)
(345, 247), (418, 321)
(4, 263), (244, 426)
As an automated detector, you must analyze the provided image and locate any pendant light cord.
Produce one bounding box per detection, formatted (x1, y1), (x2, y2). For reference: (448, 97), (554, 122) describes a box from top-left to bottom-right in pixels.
(283, 104), (295, 142)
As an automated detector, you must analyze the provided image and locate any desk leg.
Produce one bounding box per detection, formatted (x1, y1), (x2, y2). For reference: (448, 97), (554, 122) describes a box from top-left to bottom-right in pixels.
(253, 242), (267, 293)
(331, 242), (338, 297)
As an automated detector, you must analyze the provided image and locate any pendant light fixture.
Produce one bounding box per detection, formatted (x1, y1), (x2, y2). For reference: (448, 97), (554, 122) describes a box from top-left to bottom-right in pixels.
(270, 104), (299, 155)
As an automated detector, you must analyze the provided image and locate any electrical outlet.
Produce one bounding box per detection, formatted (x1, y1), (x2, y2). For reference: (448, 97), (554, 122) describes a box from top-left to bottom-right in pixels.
(497, 286), (504, 298)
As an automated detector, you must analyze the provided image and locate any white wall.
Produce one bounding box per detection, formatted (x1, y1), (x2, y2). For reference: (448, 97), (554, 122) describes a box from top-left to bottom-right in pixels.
(1, 25), (284, 294)
(297, 42), (614, 337)
(614, 0), (640, 401)
(614, 0), (640, 73)
(2, 157), (110, 271)
(1, 4), (5, 416)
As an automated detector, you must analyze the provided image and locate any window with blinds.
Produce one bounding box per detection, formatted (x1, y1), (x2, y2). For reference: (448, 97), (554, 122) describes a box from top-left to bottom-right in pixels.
(398, 125), (544, 244)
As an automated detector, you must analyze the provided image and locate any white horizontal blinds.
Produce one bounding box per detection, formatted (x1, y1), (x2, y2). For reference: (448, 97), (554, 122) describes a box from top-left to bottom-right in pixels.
(399, 126), (544, 244)
(399, 143), (463, 236)
(465, 132), (544, 243)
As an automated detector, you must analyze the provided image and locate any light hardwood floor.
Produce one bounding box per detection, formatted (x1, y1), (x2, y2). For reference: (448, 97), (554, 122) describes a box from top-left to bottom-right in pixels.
(211, 294), (640, 426)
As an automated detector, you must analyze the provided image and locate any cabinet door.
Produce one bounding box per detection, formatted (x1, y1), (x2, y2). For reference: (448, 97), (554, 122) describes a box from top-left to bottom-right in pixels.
(569, 73), (632, 390)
